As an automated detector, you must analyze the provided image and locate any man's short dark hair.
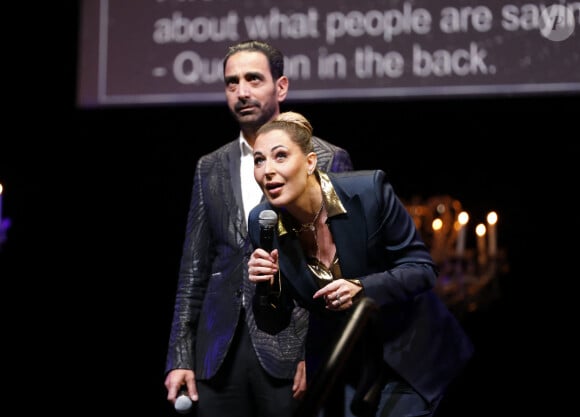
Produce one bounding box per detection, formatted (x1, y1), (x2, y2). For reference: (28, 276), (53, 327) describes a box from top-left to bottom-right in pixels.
(223, 40), (284, 80)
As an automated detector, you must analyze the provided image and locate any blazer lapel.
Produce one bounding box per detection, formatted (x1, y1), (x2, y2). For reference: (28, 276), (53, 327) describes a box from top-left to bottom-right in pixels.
(278, 234), (325, 310)
(327, 193), (367, 279)
(226, 142), (248, 239)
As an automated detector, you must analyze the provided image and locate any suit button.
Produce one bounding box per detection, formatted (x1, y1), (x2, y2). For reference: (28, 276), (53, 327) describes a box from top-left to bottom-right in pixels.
(235, 288), (243, 297)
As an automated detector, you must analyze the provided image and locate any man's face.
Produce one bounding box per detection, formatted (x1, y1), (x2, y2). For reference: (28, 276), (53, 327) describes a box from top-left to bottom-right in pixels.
(224, 51), (287, 130)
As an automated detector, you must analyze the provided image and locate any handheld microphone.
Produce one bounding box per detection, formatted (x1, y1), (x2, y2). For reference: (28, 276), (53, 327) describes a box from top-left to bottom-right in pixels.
(257, 210), (278, 307)
(174, 386), (193, 415)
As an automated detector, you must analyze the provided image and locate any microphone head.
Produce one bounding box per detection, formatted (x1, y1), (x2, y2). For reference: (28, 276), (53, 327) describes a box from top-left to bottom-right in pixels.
(174, 394), (193, 414)
(258, 210), (278, 227)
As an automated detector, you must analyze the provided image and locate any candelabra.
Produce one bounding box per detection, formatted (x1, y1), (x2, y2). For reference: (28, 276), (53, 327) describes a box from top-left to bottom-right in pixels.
(405, 195), (508, 317)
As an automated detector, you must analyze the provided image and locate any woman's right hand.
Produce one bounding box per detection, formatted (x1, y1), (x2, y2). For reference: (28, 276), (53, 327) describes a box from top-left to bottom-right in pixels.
(248, 248), (279, 285)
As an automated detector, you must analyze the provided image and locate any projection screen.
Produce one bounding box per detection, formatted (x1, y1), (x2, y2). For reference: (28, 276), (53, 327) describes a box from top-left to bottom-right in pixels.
(77, 0), (580, 107)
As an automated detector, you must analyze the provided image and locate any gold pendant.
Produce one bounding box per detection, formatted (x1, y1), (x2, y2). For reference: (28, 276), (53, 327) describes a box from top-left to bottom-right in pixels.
(307, 260), (334, 286)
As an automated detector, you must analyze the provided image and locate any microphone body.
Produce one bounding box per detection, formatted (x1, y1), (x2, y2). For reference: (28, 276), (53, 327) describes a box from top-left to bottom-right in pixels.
(174, 387), (193, 414)
(257, 210), (277, 307)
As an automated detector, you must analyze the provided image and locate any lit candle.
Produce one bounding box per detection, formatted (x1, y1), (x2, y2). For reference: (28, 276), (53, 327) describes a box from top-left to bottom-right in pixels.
(0, 183), (3, 223)
(432, 218), (443, 233)
(455, 211), (469, 257)
(476, 223), (487, 266)
(486, 211), (498, 257)
(431, 217), (444, 263)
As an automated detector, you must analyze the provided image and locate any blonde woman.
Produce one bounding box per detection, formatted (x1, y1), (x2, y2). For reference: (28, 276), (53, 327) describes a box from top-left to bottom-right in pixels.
(248, 111), (473, 417)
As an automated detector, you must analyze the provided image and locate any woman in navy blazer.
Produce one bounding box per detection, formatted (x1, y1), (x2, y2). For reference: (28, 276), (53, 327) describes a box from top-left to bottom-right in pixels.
(247, 111), (473, 417)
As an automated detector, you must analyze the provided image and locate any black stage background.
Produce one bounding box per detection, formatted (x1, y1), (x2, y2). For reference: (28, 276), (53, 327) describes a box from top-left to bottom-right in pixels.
(0, 4), (577, 416)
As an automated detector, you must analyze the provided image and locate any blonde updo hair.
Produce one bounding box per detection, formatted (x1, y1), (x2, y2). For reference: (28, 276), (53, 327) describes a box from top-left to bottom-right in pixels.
(256, 111), (314, 154)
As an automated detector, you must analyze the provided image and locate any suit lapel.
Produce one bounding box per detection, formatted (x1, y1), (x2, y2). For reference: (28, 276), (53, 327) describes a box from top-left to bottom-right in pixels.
(224, 142), (248, 238)
(278, 234), (324, 309)
(327, 193), (367, 279)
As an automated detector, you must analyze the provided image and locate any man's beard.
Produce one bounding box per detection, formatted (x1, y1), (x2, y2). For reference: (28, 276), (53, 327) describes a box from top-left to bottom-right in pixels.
(236, 105), (275, 129)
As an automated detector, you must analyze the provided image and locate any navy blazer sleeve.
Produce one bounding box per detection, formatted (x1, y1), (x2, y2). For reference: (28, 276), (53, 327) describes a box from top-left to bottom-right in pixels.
(347, 170), (438, 307)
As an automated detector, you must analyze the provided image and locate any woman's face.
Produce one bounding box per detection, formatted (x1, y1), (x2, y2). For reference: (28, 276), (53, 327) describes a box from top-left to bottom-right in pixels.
(253, 129), (311, 208)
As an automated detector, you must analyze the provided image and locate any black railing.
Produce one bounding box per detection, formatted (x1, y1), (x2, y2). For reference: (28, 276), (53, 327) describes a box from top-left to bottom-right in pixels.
(294, 297), (381, 417)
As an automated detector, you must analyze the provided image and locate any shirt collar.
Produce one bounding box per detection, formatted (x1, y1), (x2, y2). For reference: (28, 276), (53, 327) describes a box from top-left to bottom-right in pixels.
(278, 170), (347, 236)
(239, 134), (253, 156)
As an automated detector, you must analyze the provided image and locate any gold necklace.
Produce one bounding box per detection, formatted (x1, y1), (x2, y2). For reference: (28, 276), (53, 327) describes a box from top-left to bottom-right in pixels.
(292, 200), (324, 234)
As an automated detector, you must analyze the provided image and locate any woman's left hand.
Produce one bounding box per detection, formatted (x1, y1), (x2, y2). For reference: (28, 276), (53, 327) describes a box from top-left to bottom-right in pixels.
(313, 279), (361, 311)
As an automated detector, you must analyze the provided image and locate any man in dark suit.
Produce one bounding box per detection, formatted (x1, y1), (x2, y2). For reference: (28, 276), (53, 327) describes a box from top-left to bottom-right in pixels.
(164, 40), (353, 417)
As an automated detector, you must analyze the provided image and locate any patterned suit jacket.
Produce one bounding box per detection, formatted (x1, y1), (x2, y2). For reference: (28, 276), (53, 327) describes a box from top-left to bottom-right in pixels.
(165, 136), (352, 379)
